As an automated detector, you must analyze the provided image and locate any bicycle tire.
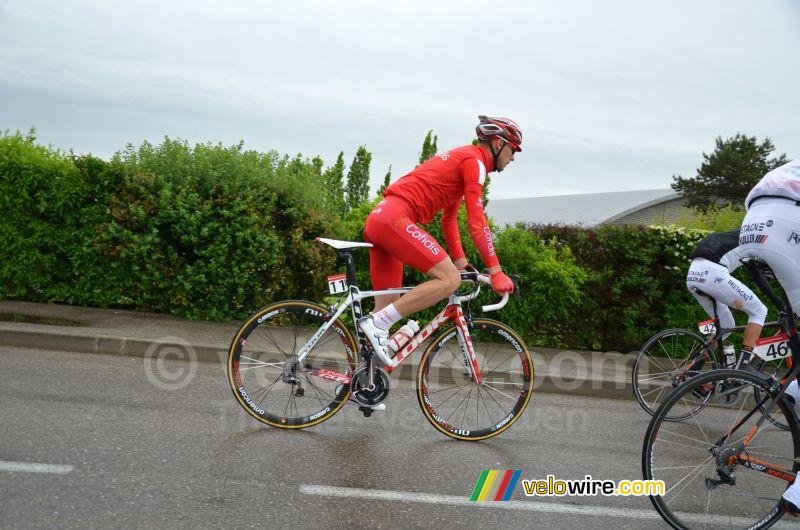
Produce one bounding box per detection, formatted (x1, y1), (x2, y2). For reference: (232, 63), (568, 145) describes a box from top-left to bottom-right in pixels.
(227, 300), (358, 429)
(642, 368), (800, 529)
(417, 318), (533, 441)
(632, 328), (718, 420)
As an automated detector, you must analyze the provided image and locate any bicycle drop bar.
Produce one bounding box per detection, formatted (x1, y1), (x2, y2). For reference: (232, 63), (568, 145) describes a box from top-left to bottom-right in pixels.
(477, 275), (510, 312)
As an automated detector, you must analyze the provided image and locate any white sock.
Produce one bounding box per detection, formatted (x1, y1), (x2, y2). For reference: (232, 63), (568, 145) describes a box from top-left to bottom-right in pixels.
(780, 380), (800, 505)
(787, 380), (800, 413)
(372, 304), (402, 330)
(785, 475), (800, 505)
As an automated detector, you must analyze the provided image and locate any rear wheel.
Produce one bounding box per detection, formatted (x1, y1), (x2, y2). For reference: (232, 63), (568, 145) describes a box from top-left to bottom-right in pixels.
(227, 300), (358, 429)
(632, 329), (718, 420)
(417, 318), (533, 441)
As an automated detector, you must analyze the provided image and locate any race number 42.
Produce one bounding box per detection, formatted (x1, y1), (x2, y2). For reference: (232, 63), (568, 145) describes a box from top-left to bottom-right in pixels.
(327, 274), (348, 294)
(698, 320), (716, 336)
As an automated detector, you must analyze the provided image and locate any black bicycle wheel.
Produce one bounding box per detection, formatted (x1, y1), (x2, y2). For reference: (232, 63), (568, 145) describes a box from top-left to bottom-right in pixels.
(642, 369), (800, 529)
(227, 300), (358, 429)
(417, 318), (533, 441)
(632, 329), (718, 420)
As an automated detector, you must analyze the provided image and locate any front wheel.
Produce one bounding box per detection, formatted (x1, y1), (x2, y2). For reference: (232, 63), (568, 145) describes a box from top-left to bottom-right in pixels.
(417, 318), (533, 441)
(632, 328), (718, 421)
(227, 300), (358, 429)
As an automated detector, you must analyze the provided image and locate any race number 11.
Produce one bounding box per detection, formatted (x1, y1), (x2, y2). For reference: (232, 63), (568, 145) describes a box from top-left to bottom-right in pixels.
(327, 274), (348, 294)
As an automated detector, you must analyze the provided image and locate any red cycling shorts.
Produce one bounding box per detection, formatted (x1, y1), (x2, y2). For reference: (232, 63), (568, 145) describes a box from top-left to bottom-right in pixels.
(363, 195), (449, 290)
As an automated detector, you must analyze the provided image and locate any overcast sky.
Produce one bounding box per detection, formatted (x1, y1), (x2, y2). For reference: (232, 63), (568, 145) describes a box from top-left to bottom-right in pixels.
(1, 0), (798, 198)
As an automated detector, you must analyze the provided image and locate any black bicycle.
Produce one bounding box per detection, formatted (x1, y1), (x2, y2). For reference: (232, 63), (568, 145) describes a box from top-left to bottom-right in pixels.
(642, 259), (800, 529)
(632, 260), (792, 423)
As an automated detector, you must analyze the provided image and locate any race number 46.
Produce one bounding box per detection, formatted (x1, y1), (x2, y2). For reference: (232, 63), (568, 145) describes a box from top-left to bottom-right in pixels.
(753, 334), (791, 361)
(327, 274), (348, 294)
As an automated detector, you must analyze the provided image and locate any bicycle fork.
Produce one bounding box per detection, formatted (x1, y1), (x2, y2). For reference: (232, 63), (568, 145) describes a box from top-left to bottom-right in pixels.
(451, 306), (483, 384)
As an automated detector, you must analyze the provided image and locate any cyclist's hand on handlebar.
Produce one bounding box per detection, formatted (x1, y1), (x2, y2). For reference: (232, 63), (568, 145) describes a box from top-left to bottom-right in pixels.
(490, 271), (514, 293)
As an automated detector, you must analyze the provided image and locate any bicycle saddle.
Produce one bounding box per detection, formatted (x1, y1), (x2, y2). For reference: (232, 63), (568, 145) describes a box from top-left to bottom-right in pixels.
(316, 237), (373, 251)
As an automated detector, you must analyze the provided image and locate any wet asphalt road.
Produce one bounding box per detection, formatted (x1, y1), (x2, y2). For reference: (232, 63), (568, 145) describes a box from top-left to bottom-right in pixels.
(0, 345), (705, 528)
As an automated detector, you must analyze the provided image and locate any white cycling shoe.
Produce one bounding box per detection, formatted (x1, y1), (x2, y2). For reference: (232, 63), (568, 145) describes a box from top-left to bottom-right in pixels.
(357, 315), (393, 365)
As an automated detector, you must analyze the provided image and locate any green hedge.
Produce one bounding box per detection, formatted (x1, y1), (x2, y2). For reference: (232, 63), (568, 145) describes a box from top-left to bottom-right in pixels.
(517, 224), (708, 350)
(0, 132), (343, 320)
(2, 131), (772, 352)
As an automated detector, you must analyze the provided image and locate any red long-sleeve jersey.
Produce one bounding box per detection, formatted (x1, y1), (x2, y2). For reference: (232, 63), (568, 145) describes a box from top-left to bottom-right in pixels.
(383, 144), (499, 268)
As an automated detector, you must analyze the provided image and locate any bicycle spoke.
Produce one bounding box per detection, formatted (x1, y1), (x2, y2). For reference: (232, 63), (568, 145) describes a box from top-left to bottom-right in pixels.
(663, 454), (715, 499)
(229, 302), (355, 428)
(300, 372), (331, 406)
(481, 382), (517, 401)
(250, 373), (283, 405)
(460, 385), (473, 427)
(445, 385), (472, 424)
(436, 385), (469, 409)
(645, 369), (798, 529)
(656, 339), (680, 369)
(640, 384), (670, 399)
(484, 353), (517, 379)
(421, 320), (531, 439)
(637, 372), (675, 382)
(254, 327), (290, 358)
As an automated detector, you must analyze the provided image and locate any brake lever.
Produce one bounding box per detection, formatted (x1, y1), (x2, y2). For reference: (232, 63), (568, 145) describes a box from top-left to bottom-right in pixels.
(511, 274), (522, 304)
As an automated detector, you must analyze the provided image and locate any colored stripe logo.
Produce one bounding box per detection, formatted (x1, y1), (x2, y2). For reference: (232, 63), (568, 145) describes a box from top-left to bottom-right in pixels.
(469, 470), (521, 501)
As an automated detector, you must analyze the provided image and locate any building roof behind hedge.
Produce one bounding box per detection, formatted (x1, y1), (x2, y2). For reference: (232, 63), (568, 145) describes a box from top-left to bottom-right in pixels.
(486, 189), (685, 227)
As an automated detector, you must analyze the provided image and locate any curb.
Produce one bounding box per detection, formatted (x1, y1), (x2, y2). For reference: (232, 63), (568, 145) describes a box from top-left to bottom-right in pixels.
(0, 326), (636, 400)
(0, 328), (225, 364)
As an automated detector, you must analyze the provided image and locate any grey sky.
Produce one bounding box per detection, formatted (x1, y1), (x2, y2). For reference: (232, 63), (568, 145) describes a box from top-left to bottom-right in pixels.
(1, 0), (798, 199)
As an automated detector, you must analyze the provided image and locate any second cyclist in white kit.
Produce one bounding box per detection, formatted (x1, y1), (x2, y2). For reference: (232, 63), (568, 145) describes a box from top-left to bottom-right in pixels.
(687, 229), (767, 364)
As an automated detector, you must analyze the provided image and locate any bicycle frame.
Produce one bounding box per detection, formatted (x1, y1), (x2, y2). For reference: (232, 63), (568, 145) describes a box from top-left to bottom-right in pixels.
(706, 362), (800, 485)
(694, 292), (786, 360)
(698, 260), (800, 485)
(295, 281), (487, 383)
(691, 260), (792, 370)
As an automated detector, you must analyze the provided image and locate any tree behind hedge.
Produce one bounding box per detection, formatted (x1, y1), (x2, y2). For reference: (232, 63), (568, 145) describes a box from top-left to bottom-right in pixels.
(323, 151), (346, 217)
(345, 145), (371, 213)
(672, 134), (790, 212)
(419, 130), (438, 163)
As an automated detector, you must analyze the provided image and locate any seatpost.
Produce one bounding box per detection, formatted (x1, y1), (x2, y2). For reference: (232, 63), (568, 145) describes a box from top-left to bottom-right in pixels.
(337, 251), (358, 287)
(709, 296), (723, 350)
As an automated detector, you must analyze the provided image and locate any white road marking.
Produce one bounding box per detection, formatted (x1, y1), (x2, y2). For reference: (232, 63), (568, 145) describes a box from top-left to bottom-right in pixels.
(0, 460), (74, 474)
(300, 484), (793, 527)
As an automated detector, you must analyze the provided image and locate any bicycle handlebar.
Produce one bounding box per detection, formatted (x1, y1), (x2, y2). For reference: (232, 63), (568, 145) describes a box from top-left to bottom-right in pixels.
(457, 271), (520, 312)
(478, 275), (509, 312)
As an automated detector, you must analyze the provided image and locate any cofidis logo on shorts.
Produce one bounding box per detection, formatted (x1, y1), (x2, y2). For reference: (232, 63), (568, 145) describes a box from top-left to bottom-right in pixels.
(469, 470), (521, 501)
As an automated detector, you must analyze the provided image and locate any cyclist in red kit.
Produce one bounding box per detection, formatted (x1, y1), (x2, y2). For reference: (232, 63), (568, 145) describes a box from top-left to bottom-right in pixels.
(357, 115), (521, 364)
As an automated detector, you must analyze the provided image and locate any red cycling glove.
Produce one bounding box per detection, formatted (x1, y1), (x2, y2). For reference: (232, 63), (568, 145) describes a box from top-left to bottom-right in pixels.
(490, 271), (514, 293)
